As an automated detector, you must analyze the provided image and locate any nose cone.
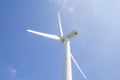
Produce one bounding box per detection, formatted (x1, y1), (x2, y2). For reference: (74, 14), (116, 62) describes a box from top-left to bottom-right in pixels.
(61, 38), (65, 43)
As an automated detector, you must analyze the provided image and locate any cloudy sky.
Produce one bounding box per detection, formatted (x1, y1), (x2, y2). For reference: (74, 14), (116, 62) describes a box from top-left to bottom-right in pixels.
(0, 0), (120, 80)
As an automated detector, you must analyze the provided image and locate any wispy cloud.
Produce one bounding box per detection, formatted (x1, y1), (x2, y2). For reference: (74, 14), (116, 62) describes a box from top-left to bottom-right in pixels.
(50, 0), (101, 16)
(50, 0), (75, 12)
(8, 67), (17, 79)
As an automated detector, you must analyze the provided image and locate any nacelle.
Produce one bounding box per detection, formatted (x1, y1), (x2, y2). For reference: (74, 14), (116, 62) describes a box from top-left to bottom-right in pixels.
(66, 31), (78, 39)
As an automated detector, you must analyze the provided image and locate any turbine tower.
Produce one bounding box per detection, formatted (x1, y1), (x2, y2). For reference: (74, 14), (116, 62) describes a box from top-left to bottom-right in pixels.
(27, 12), (87, 80)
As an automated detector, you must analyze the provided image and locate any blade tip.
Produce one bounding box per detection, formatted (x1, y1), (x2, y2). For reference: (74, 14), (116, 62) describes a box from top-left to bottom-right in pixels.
(58, 11), (60, 14)
(58, 11), (60, 16)
(27, 29), (31, 32)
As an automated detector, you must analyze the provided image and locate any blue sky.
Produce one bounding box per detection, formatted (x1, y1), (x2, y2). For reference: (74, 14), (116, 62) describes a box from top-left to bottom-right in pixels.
(0, 0), (120, 80)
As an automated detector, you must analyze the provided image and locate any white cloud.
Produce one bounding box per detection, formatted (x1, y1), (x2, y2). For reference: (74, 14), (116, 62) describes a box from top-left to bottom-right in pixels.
(62, 6), (74, 12)
(50, 0), (75, 12)
(8, 68), (17, 77)
(50, 0), (101, 15)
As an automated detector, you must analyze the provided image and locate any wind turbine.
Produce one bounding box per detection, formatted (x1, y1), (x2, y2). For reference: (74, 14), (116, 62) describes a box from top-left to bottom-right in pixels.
(27, 12), (87, 80)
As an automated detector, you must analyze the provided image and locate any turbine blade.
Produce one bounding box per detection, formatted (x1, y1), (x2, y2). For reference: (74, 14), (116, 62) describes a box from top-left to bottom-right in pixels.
(27, 29), (61, 41)
(71, 54), (87, 79)
(58, 12), (63, 37)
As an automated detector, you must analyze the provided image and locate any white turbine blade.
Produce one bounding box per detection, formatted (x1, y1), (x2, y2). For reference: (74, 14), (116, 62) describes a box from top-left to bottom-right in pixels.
(71, 54), (87, 79)
(58, 12), (63, 37)
(27, 29), (61, 41)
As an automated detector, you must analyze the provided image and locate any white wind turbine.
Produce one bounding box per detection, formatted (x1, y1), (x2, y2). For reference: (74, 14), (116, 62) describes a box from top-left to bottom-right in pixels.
(27, 12), (87, 80)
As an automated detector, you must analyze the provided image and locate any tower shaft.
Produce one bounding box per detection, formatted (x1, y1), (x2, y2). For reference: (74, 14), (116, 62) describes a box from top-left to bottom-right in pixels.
(63, 40), (72, 80)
